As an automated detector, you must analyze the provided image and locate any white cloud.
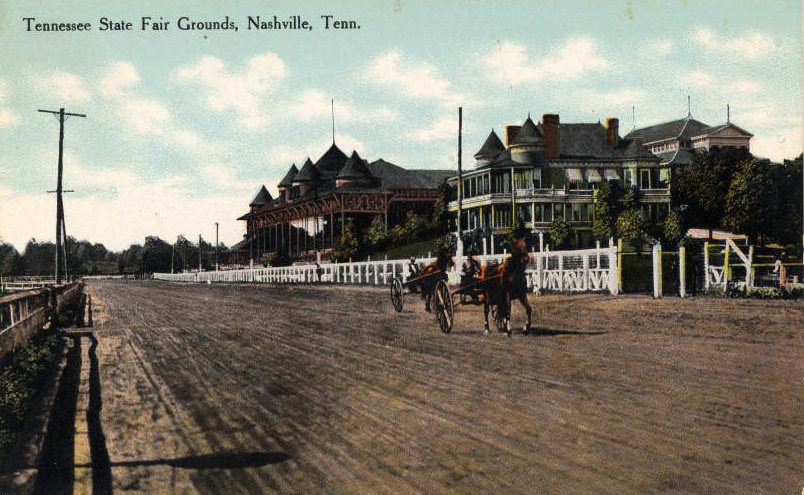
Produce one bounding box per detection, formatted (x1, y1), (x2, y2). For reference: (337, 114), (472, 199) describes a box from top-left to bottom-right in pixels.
(0, 79), (8, 102)
(679, 70), (715, 88)
(750, 126), (803, 162)
(0, 109), (18, 128)
(287, 89), (397, 122)
(644, 39), (673, 58)
(409, 117), (456, 142)
(38, 71), (91, 102)
(484, 36), (608, 85)
(98, 61), (140, 98)
(367, 51), (467, 107)
(692, 27), (777, 60)
(119, 98), (172, 134)
(174, 53), (287, 129)
(729, 79), (762, 94)
(0, 155), (252, 252)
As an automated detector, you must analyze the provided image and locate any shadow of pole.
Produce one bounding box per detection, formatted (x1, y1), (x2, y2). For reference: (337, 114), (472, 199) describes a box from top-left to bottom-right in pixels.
(32, 334), (81, 495)
(87, 333), (112, 495)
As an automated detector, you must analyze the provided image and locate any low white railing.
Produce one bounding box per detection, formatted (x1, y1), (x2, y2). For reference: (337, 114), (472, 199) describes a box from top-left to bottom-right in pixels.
(154, 242), (618, 295)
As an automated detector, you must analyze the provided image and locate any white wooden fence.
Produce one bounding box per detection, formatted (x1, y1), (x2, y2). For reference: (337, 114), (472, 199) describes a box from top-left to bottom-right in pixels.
(153, 242), (618, 295)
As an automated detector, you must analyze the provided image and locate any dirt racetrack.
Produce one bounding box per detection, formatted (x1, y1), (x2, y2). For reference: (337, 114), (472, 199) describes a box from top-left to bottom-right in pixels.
(32, 281), (804, 493)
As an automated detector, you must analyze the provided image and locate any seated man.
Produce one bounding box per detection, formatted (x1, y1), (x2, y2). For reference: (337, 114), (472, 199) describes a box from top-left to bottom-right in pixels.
(460, 251), (482, 302)
(406, 257), (420, 293)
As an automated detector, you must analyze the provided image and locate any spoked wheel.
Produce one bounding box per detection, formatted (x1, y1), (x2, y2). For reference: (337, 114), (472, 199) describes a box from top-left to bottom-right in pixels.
(433, 280), (454, 333)
(390, 276), (404, 312)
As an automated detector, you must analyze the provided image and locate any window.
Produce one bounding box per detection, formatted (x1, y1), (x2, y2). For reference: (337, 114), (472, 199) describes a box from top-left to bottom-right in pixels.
(517, 203), (532, 222)
(514, 169), (533, 190)
(543, 204), (553, 222)
(553, 203), (565, 221)
(571, 203), (582, 221)
(639, 169), (651, 189)
(533, 168), (542, 188)
(624, 168), (635, 187)
(658, 168), (670, 189)
(493, 172), (511, 194)
(494, 207), (512, 228)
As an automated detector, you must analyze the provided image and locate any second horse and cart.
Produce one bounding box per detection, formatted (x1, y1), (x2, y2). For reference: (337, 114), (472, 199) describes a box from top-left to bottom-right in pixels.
(390, 243), (533, 336)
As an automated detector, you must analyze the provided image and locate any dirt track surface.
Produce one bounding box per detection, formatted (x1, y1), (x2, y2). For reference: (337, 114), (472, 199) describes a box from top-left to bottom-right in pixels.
(78, 281), (803, 494)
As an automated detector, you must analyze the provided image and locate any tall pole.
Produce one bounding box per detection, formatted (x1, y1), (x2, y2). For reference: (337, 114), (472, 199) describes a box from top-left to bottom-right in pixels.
(457, 107), (463, 234)
(215, 222), (219, 271)
(171, 242), (175, 274)
(198, 234), (202, 272)
(39, 107), (85, 284)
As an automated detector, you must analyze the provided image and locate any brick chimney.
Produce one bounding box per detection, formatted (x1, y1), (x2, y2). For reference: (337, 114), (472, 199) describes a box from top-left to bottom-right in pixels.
(505, 125), (521, 147)
(541, 113), (560, 159)
(605, 117), (619, 147)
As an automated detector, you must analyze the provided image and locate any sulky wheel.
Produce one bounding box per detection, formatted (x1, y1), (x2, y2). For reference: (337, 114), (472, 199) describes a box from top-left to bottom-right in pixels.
(433, 280), (454, 333)
(390, 276), (404, 312)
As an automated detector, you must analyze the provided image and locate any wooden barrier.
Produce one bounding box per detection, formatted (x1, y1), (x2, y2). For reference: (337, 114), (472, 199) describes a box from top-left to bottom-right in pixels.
(0, 282), (83, 362)
(154, 242), (619, 295)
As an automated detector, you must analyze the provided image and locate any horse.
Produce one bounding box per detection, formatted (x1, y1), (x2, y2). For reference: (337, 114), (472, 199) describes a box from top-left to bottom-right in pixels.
(481, 239), (532, 336)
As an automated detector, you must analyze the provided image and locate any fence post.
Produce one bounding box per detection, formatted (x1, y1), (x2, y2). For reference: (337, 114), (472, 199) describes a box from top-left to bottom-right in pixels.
(652, 242), (662, 299)
(608, 238), (618, 295)
(679, 246), (686, 298)
(616, 238), (623, 291)
(723, 242), (731, 289)
(534, 253), (542, 293)
(747, 245), (754, 288)
(704, 241), (710, 291)
(558, 252), (564, 291)
(582, 253), (589, 291)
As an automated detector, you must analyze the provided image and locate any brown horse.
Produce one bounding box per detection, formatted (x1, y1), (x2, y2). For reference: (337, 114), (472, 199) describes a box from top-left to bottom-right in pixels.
(481, 239), (532, 336)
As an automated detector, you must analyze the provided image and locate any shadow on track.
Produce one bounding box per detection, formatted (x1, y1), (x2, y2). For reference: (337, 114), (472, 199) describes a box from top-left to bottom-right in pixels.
(76, 451), (290, 470)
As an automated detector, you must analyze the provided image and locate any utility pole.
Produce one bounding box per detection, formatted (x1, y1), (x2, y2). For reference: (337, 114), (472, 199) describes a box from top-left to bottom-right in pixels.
(215, 222), (219, 271)
(456, 106), (463, 261)
(39, 107), (85, 284)
(171, 242), (175, 274)
(198, 234), (202, 272)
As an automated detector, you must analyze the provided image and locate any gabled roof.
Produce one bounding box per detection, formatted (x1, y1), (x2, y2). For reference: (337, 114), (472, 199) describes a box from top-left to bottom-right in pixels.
(510, 116), (542, 146)
(554, 123), (656, 161)
(474, 129), (505, 159)
(278, 164), (299, 188)
(249, 185), (273, 207)
(624, 117), (710, 144)
(336, 151), (373, 180)
(294, 157), (321, 182)
(695, 122), (754, 138)
(314, 143), (349, 176)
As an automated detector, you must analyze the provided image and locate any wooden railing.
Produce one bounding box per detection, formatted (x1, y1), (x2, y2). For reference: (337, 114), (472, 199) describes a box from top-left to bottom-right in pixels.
(154, 243), (618, 296)
(0, 282), (83, 361)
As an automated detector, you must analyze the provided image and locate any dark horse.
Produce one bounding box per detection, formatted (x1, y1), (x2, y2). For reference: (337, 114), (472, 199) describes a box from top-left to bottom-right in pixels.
(481, 239), (533, 336)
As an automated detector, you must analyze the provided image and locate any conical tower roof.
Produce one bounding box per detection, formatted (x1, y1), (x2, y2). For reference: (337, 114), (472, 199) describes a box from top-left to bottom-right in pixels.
(314, 143), (349, 174)
(337, 151), (373, 180)
(474, 129), (505, 159)
(249, 185), (273, 207)
(293, 157), (321, 182)
(511, 115), (542, 145)
(278, 164), (298, 188)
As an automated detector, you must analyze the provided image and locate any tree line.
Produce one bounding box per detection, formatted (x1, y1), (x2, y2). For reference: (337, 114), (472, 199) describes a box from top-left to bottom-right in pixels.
(0, 235), (232, 277)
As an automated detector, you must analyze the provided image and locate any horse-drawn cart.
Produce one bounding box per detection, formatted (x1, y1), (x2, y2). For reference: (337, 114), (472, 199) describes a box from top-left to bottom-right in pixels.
(430, 266), (509, 335)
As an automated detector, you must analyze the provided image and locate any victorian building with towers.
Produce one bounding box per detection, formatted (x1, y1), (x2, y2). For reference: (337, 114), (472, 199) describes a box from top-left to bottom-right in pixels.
(235, 141), (453, 264)
(447, 113), (666, 249)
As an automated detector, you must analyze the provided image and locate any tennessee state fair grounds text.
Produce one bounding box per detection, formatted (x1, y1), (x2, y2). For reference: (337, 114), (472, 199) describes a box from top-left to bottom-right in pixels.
(22, 15), (360, 33)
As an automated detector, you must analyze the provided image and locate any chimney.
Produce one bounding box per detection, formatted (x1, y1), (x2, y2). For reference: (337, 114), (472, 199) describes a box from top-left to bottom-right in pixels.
(505, 125), (521, 147)
(605, 117), (619, 147)
(541, 113), (560, 159)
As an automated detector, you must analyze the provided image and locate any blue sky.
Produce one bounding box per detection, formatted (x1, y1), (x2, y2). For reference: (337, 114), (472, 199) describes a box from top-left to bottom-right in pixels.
(0, 0), (801, 250)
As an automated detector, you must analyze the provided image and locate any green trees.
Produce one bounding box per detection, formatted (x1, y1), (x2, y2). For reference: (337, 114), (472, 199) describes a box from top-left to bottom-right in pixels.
(334, 220), (358, 262)
(673, 149), (802, 246)
(722, 158), (775, 244)
(547, 218), (572, 249)
(592, 181), (618, 241)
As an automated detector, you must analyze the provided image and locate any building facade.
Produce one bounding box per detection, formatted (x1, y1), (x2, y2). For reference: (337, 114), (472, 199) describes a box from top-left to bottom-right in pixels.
(624, 113), (753, 166)
(236, 142), (453, 264)
(447, 113), (669, 249)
